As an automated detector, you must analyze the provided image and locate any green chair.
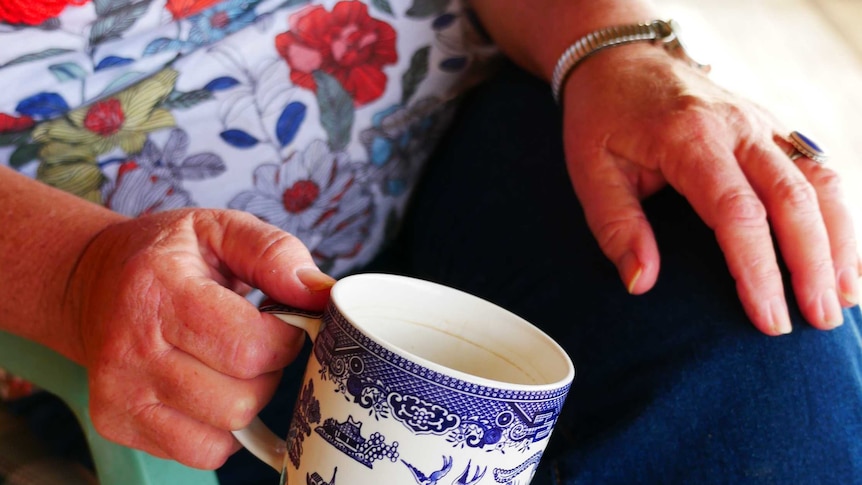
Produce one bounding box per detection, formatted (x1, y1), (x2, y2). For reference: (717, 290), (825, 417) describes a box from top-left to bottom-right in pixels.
(0, 330), (220, 485)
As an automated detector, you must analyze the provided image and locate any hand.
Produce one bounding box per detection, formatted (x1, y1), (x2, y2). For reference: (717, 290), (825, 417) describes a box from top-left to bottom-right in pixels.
(560, 44), (859, 336)
(63, 208), (335, 468)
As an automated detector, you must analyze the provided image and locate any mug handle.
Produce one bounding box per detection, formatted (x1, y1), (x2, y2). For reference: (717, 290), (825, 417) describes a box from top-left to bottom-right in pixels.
(230, 303), (325, 471)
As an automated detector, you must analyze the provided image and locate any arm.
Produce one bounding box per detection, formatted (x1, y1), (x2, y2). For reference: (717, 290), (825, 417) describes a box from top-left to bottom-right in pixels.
(0, 165), (335, 468)
(0, 165), (125, 361)
(470, 0), (859, 334)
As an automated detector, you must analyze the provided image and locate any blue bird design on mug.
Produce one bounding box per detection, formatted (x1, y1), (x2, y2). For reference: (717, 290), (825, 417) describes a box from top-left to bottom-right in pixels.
(402, 455), (453, 484)
(452, 459), (486, 485)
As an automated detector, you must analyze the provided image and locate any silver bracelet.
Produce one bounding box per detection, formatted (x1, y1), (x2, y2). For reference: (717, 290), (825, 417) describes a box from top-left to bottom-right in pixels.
(550, 19), (709, 103)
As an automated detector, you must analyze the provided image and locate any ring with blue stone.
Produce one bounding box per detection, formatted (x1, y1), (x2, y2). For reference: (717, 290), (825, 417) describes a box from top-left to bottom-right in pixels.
(787, 131), (828, 164)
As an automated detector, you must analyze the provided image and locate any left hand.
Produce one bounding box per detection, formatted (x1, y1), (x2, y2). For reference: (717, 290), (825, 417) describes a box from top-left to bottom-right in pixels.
(560, 43), (859, 336)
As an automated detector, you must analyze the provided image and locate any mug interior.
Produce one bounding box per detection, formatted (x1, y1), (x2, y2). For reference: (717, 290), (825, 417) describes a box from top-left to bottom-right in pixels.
(331, 273), (574, 389)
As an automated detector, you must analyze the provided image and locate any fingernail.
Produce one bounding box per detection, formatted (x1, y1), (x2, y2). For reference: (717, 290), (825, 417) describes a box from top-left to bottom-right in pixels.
(837, 267), (860, 306)
(296, 267), (336, 292)
(620, 252), (643, 294)
(821, 289), (844, 329)
(769, 296), (793, 335)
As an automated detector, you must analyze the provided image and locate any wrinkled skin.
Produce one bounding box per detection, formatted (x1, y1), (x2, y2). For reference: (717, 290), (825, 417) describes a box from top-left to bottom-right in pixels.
(63, 208), (333, 468)
(560, 45), (859, 336)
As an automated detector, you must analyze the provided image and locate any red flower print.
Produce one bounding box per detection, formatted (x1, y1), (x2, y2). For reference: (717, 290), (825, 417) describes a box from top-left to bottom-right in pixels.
(275, 1), (397, 106)
(283, 180), (321, 213)
(0, 113), (35, 133)
(165, 0), (220, 19)
(0, 0), (88, 25)
(83, 99), (125, 136)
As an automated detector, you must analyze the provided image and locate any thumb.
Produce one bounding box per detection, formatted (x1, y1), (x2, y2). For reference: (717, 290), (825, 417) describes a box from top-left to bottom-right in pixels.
(567, 150), (660, 295)
(195, 210), (335, 309)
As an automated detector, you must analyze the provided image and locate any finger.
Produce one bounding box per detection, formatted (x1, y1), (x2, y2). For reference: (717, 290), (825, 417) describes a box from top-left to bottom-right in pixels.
(128, 403), (241, 469)
(566, 146), (660, 295)
(162, 280), (308, 379)
(153, 348), (283, 431)
(89, 381), (241, 469)
(745, 139), (843, 329)
(794, 158), (860, 308)
(661, 136), (791, 335)
(193, 210), (335, 309)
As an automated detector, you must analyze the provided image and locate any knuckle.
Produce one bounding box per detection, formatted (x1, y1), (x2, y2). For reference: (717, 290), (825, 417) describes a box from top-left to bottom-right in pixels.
(193, 434), (236, 469)
(808, 167), (843, 201)
(170, 430), (235, 470)
(667, 96), (740, 137)
(811, 259), (836, 276)
(835, 238), (860, 260)
(738, 255), (783, 290)
(772, 176), (818, 211)
(227, 396), (260, 430)
(229, 342), (269, 379)
(258, 231), (304, 261)
(252, 231), (310, 283)
(593, 214), (648, 255)
(665, 106), (712, 141)
(715, 191), (767, 227)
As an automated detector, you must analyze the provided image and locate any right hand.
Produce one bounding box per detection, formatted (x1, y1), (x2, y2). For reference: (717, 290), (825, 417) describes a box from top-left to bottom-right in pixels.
(62, 208), (335, 469)
(559, 44), (859, 335)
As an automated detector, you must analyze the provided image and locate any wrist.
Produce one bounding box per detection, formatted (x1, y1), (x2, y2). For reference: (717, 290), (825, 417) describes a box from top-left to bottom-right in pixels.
(58, 218), (125, 364)
(552, 19), (710, 103)
(470, 0), (660, 80)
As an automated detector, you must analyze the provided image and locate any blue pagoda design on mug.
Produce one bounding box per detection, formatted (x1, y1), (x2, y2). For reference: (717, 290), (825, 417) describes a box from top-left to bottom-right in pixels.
(311, 306), (569, 455)
(255, 276), (573, 485)
(314, 415), (399, 468)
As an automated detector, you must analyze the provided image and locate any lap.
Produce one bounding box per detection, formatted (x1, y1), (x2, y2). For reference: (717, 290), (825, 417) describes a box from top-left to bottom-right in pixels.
(393, 61), (862, 484)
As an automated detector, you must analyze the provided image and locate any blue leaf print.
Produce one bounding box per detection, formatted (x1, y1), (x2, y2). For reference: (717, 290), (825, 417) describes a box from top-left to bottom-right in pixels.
(204, 77), (241, 91)
(370, 136), (392, 166)
(143, 37), (188, 56)
(49, 62), (88, 82)
(99, 71), (145, 97)
(220, 129), (259, 148)
(0, 48), (75, 69)
(90, 0), (152, 46)
(275, 102), (306, 147)
(313, 71), (354, 151)
(15, 92), (69, 119)
(95, 56), (135, 71)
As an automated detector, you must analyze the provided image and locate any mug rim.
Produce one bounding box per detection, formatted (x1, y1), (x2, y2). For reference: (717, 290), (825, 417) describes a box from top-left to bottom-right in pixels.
(328, 273), (575, 392)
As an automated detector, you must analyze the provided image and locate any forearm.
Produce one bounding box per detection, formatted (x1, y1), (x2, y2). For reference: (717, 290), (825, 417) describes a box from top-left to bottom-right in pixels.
(0, 165), (126, 362)
(470, 0), (660, 81)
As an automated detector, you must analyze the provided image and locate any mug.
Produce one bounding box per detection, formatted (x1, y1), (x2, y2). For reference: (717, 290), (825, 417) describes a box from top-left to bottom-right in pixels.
(233, 273), (574, 484)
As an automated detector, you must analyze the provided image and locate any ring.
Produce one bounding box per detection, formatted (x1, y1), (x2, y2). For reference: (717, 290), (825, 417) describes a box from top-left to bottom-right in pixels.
(787, 131), (828, 164)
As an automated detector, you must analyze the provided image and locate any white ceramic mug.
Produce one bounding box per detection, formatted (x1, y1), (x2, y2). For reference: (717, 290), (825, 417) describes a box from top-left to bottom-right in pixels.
(233, 273), (574, 484)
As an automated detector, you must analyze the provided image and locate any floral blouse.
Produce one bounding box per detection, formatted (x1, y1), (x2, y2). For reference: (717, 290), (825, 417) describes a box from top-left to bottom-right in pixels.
(0, 0), (497, 282)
